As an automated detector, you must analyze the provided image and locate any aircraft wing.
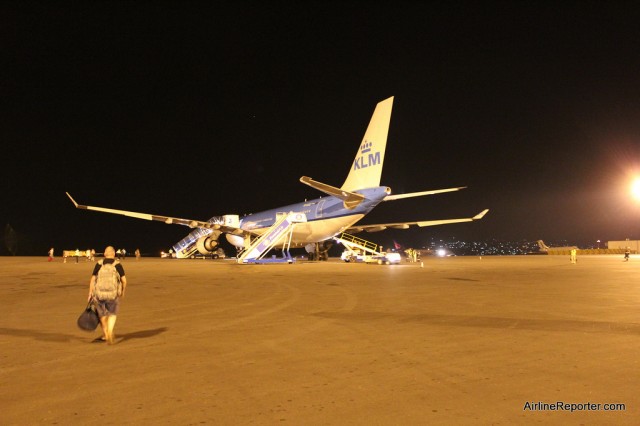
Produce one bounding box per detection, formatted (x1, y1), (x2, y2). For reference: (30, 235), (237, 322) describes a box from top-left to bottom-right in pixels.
(65, 192), (256, 237)
(384, 186), (467, 201)
(346, 209), (489, 233)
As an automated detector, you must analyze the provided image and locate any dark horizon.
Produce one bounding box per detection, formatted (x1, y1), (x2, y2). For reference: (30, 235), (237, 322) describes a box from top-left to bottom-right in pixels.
(3, 2), (640, 256)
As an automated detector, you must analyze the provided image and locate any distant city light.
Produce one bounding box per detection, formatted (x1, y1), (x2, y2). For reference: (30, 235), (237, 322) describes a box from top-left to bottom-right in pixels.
(415, 239), (584, 256)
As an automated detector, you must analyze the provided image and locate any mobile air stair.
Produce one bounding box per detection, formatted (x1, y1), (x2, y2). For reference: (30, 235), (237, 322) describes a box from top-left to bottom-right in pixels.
(178, 244), (199, 259)
(335, 233), (401, 264)
(237, 212), (307, 264)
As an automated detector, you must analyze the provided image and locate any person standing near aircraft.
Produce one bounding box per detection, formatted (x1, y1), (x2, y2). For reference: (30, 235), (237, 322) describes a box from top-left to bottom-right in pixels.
(88, 246), (127, 344)
(570, 248), (577, 264)
(624, 247), (630, 261)
(48, 247), (54, 262)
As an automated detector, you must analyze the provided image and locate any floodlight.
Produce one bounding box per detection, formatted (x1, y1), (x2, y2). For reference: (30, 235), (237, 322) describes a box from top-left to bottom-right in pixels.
(632, 177), (640, 200)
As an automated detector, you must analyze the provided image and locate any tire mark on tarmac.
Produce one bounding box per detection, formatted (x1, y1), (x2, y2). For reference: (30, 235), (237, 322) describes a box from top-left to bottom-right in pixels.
(138, 281), (301, 325)
(200, 281), (357, 334)
(311, 311), (640, 335)
(160, 280), (361, 350)
(191, 281), (305, 332)
(260, 282), (360, 350)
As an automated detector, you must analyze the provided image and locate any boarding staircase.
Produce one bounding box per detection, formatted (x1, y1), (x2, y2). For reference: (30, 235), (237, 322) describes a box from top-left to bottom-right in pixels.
(334, 233), (384, 258)
(237, 212), (307, 263)
(178, 244), (199, 259)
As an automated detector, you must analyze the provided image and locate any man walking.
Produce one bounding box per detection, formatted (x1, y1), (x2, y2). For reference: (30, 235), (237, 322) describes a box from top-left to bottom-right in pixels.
(88, 246), (127, 344)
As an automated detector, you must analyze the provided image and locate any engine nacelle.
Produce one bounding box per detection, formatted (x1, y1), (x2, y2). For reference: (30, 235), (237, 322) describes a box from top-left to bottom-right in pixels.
(226, 233), (245, 248)
(196, 231), (221, 254)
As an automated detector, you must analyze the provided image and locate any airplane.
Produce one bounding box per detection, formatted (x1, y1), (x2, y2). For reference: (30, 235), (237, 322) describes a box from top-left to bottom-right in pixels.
(66, 96), (489, 261)
(536, 240), (577, 253)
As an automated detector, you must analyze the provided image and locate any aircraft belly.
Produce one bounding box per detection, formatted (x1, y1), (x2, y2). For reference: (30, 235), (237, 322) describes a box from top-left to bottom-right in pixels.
(259, 214), (363, 247)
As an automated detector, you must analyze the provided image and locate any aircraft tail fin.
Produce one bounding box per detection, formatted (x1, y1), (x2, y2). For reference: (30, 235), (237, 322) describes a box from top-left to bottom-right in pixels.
(341, 96), (394, 191)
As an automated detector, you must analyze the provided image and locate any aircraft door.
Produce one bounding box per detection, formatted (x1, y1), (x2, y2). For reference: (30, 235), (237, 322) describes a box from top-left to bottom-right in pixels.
(315, 199), (326, 218)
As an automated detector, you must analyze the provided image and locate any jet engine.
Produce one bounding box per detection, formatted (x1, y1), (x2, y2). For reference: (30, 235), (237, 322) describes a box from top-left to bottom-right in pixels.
(196, 231), (222, 254)
(226, 233), (245, 249)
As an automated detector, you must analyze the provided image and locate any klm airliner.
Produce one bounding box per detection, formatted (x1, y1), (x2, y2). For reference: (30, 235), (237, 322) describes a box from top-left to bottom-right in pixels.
(67, 97), (488, 259)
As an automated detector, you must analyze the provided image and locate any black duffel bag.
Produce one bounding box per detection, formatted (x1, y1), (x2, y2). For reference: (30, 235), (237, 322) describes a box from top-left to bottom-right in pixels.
(77, 301), (100, 331)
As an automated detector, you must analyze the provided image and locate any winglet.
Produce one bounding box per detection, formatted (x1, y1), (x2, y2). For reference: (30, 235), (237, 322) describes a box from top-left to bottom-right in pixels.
(66, 192), (79, 208)
(473, 209), (489, 220)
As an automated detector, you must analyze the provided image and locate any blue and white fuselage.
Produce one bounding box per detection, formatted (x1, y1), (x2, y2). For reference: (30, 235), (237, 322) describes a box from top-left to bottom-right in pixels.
(235, 186), (390, 246)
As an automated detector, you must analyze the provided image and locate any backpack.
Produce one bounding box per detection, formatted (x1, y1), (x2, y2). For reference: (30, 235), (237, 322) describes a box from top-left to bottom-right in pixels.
(94, 260), (121, 300)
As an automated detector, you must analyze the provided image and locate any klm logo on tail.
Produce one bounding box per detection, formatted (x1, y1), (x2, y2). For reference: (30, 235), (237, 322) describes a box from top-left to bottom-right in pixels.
(353, 141), (381, 170)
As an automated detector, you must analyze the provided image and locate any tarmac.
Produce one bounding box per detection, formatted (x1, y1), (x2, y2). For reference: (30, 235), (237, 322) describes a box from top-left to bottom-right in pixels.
(1, 254), (639, 425)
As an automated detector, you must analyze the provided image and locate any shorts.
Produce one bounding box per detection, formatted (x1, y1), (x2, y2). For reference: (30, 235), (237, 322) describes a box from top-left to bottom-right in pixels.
(94, 298), (120, 317)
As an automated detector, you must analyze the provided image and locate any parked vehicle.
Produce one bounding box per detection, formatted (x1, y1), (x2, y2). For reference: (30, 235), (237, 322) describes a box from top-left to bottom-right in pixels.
(341, 249), (401, 265)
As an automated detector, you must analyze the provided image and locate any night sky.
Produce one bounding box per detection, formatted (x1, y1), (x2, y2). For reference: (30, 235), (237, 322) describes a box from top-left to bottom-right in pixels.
(3, 1), (640, 256)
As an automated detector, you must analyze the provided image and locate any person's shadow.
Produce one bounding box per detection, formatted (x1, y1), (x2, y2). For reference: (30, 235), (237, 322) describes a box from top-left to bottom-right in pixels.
(0, 327), (168, 343)
(117, 327), (168, 342)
